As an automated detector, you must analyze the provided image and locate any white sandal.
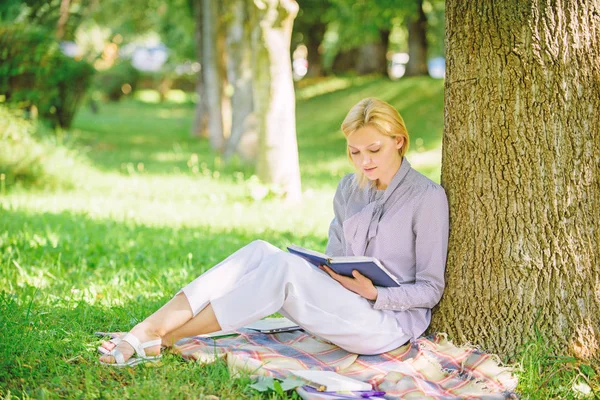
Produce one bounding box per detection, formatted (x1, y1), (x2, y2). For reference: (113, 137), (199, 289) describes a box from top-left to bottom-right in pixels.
(94, 332), (124, 355)
(100, 332), (161, 367)
(97, 338), (122, 355)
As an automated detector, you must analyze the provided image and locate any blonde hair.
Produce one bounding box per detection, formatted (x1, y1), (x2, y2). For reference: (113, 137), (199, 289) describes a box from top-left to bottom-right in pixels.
(341, 98), (410, 188)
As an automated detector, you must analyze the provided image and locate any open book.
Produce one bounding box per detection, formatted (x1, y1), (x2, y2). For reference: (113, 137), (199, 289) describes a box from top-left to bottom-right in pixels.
(287, 245), (401, 287)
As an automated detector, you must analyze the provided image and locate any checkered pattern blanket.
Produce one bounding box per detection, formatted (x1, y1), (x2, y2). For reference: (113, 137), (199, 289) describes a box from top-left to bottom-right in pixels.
(174, 330), (518, 399)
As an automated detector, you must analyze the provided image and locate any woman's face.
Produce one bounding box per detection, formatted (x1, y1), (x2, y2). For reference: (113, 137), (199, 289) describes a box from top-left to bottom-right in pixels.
(347, 125), (404, 187)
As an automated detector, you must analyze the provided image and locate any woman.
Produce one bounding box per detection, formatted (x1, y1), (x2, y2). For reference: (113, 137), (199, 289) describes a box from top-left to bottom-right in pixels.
(100, 98), (449, 366)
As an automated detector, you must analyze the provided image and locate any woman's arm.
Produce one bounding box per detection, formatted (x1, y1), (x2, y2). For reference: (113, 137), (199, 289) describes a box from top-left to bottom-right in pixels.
(373, 186), (449, 311)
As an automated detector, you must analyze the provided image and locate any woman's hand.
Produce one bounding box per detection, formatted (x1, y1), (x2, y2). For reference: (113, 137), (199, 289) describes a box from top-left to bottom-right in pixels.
(319, 265), (378, 301)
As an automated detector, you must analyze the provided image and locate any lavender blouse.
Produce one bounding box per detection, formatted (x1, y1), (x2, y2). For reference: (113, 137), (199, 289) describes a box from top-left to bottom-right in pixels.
(325, 158), (449, 340)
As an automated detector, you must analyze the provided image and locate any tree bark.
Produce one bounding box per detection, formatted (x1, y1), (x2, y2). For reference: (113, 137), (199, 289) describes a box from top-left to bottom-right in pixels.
(224, 0), (256, 161)
(252, 0), (302, 201)
(202, 0), (224, 150)
(431, 0), (600, 360)
(405, 0), (428, 76)
(191, 0), (208, 138)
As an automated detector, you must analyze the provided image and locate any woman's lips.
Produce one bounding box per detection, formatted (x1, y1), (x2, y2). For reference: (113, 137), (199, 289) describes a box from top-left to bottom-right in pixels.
(363, 166), (377, 174)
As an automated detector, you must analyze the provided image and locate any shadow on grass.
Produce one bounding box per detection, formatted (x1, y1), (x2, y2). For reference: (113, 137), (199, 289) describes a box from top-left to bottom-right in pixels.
(1, 207), (318, 398)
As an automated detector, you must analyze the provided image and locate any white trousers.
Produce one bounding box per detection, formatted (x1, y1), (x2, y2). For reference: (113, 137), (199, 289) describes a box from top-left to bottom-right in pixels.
(180, 240), (409, 355)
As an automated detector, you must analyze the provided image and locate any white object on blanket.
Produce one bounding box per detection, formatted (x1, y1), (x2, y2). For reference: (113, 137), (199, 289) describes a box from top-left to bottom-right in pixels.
(291, 370), (372, 392)
(199, 318), (301, 338)
(244, 317), (301, 334)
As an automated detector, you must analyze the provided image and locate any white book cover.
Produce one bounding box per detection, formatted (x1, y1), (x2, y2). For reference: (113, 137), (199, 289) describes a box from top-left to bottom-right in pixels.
(291, 370), (372, 391)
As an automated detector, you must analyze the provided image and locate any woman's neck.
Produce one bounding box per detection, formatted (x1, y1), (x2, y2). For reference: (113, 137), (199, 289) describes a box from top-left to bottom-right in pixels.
(376, 158), (403, 190)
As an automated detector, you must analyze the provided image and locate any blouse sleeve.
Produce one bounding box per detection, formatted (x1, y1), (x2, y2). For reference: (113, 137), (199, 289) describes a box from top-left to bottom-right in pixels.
(325, 175), (351, 257)
(373, 185), (449, 311)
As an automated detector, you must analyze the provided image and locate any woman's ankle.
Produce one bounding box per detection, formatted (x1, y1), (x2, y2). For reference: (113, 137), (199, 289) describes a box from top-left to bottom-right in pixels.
(132, 322), (162, 340)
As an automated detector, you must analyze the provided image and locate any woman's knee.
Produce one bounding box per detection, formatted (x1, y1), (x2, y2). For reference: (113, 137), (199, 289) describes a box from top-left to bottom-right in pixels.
(248, 240), (280, 255)
(262, 252), (314, 279)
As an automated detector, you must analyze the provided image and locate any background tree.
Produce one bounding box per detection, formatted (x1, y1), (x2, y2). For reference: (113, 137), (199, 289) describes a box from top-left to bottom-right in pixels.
(202, 0), (225, 150)
(432, 0), (600, 360)
(326, 0), (397, 75)
(223, 0), (255, 160)
(191, 0), (208, 138)
(404, 0), (428, 76)
(252, 0), (302, 201)
(320, 0), (438, 77)
(293, 0), (331, 77)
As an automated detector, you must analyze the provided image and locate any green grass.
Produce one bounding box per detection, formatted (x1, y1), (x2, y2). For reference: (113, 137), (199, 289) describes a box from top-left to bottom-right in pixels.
(2, 76), (595, 399)
(1, 75), (447, 399)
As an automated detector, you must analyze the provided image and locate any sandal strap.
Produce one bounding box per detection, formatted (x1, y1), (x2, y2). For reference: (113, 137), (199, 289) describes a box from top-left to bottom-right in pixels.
(109, 348), (126, 365)
(121, 333), (161, 359)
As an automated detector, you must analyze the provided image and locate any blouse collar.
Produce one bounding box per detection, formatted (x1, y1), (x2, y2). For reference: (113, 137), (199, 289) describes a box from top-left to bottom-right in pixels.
(368, 157), (411, 200)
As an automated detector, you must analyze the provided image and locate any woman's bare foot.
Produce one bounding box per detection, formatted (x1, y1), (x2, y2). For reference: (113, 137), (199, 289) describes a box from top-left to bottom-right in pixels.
(99, 323), (161, 364)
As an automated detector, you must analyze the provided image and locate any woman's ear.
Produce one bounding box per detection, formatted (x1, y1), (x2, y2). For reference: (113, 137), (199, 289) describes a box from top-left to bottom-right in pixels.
(395, 136), (405, 150)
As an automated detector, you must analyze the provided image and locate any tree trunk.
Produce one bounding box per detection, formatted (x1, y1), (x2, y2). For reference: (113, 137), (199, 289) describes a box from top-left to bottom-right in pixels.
(305, 22), (326, 77)
(331, 47), (359, 75)
(202, 0), (224, 150)
(355, 40), (387, 76)
(56, 0), (70, 40)
(251, 0), (302, 201)
(191, 0), (208, 138)
(224, 0), (256, 161)
(431, 0), (600, 360)
(218, 27), (232, 141)
(405, 0), (428, 76)
(379, 29), (390, 76)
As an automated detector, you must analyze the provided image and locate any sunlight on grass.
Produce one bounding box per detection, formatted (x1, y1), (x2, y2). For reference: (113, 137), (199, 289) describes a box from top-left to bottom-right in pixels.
(135, 89), (162, 103)
(295, 75), (378, 100)
(166, 89), (193, 104)
(134, 89), (195, 104)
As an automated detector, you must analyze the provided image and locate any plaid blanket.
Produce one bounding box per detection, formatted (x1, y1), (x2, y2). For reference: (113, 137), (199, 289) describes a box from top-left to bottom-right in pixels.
(174, 330), (518, 399)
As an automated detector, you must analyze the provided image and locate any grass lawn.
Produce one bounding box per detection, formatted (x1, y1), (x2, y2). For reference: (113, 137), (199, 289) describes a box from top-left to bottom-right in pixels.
(1, 76), (595, 399)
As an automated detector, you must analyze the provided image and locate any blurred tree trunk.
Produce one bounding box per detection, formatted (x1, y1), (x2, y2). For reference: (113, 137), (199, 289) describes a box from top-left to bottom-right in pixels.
(331, 47), (359, 74)
(405, 0), (428, 76)
(432, 0), (600, 360)
(56, 0), (70, 40)
(202, 0), (224, 150)
(218, 25), (232, 141)
(191, 0), (208, 138)
(379, 29), (390, 76)
(251, 0), (302, 201)
(224, 0), (256, 160)
(355, 39), (387, 75)
(158, 77), (173, 102)
(305, 22), (326, 77)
